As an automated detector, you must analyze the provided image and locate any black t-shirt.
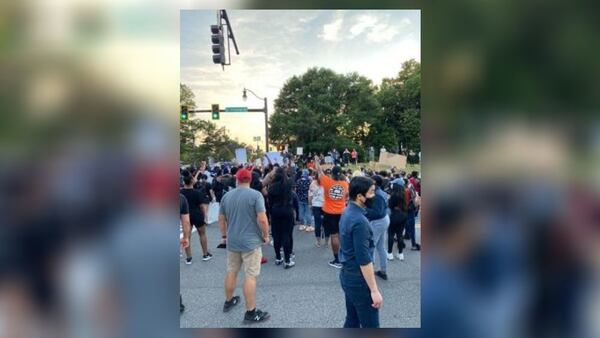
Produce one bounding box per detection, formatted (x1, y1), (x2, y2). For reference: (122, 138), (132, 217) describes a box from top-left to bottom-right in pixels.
(212, 179), (226, 202)
(268, 180), (293, 207)
(180, 188), (205, 224)
(180, 193), (189, 215)
(195, 182), (212, 203)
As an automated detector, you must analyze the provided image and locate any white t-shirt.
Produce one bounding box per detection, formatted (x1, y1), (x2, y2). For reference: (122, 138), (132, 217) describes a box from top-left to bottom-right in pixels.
(308, 182), (324, 207)
(204, 170), (213, 184)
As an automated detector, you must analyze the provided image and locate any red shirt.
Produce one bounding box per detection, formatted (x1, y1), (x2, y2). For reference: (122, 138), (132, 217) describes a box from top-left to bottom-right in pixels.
(409, 177), (421, 195)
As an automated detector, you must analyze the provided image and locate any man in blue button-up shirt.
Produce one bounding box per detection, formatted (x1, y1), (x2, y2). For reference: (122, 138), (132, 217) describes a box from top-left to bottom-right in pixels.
(338, 176), (383, 328)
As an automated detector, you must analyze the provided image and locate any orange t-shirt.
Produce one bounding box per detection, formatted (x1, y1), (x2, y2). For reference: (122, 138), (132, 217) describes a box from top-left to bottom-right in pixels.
(319, 175), (349, 215)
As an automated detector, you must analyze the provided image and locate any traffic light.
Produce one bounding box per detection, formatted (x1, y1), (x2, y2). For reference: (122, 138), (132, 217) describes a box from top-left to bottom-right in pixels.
(211, 25), (225, 65)
(180, 105), (188, 120)
(211, 104), (220, 120)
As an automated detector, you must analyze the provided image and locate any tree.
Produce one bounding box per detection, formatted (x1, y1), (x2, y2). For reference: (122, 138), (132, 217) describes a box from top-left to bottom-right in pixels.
(180, 83), (196, 109)
(180, 83), (198, 163)
(377, 59), (421, 154)
(180, 83), (247, 164)
(270, 68), (389, 156)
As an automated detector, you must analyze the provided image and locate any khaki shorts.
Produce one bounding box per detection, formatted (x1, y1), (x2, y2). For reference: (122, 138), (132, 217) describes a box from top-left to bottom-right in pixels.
(227, 247), (262, 277)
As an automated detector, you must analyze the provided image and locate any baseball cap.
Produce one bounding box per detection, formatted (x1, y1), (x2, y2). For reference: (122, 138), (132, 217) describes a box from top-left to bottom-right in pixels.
(235, 168), (252, 183)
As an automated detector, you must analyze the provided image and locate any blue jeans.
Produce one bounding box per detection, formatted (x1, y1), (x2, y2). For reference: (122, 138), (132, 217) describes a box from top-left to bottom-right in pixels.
(312, 206), (323, 238)
(369, 215), (390, 273)
(298, 202), (313, 226)
(340, 269), (380, 328)
(406, 210), (417, 247)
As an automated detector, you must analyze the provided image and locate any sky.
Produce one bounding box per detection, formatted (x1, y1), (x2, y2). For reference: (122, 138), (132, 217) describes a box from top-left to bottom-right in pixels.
(181, 10), (420, 150)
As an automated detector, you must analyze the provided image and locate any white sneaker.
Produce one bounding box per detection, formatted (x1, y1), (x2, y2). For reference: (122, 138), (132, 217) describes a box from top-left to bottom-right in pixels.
(397, 253), (405, 261)
(298, 225), (306, 231)
(269, 240), (273, 246)
(387, 253), (394, 261)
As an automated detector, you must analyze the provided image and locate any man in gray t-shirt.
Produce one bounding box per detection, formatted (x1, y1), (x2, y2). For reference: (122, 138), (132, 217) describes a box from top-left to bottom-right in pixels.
(219, 186), (265, 252)
(218, 168), (271, 323)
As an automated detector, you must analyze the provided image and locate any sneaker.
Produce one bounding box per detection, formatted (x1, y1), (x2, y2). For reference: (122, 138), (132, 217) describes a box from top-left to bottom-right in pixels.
(275, 258), (283, 265)
(269, 240), (273, 246)
(284, 261), (296, 269)
(217, 242), (226, 249)
(243, 308), (270, 323)
(223, 296), (240, 312)
(299, 225), (306, 231)
(397, 253), (405, 261)
(328, 260), (342, 269)
(306, 226), (314, 232)
(290, 252), (296, 260)
(202, 253), (213, 261)
(185, 257), (192, 265)
(411, 244), (421, 251)
(387, 253), (394, 261)
(375, 271), (388, 280)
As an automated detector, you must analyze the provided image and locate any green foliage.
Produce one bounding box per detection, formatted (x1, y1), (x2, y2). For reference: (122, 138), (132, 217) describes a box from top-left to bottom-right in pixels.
(270, 61), (420, 157)
(180, 83), (249, 164)
(377, 59), (421, 152)
(180, 83), (196, 109)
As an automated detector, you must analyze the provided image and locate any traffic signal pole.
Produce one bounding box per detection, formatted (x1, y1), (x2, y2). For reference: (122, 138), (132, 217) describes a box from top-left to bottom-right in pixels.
(189, 106), (268, 151)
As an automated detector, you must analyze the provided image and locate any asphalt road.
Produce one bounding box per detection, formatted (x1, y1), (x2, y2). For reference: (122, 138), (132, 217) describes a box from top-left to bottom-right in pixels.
(180, 216), (421, 328)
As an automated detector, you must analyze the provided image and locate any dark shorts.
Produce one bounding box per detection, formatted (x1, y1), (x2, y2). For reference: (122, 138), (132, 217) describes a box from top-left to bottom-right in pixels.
(190, 215), (206, 228)
(322, 211), (342, 236)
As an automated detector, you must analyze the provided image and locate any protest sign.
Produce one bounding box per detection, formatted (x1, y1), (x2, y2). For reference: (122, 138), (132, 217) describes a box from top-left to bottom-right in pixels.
(235, 148), (248, 164)
(378, 152), (407, 168)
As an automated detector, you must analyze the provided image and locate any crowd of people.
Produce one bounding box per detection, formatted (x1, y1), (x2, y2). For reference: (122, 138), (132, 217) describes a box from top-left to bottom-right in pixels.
(179, 154), (421, 327)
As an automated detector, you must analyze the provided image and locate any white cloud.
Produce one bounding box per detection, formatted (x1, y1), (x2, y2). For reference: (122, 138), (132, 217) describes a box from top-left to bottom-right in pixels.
(349, 15), (377, 38)
(367, 18), (411, 43)
(319, 18), (343, 41)
(299, 13), (319, 23)
(348, 15), (411, 43)
(181, 10), (419, 147)
(366, 24), (399, 43)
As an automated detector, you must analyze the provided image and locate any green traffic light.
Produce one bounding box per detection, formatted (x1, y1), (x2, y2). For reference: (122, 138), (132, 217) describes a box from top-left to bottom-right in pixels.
(181, 105), (188, 120)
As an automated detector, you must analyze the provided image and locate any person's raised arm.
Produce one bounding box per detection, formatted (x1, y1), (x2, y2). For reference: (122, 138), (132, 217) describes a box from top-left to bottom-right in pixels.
(262, 167), (277, 187)
(313, 155), (324, 179)
(264, 154), (273, 166)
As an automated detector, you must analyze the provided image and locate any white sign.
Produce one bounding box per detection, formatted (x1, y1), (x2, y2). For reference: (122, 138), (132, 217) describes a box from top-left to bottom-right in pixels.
(297, 147), (303, 155)
(263, 151), (284, 166)
(235, 148), (248, 164)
